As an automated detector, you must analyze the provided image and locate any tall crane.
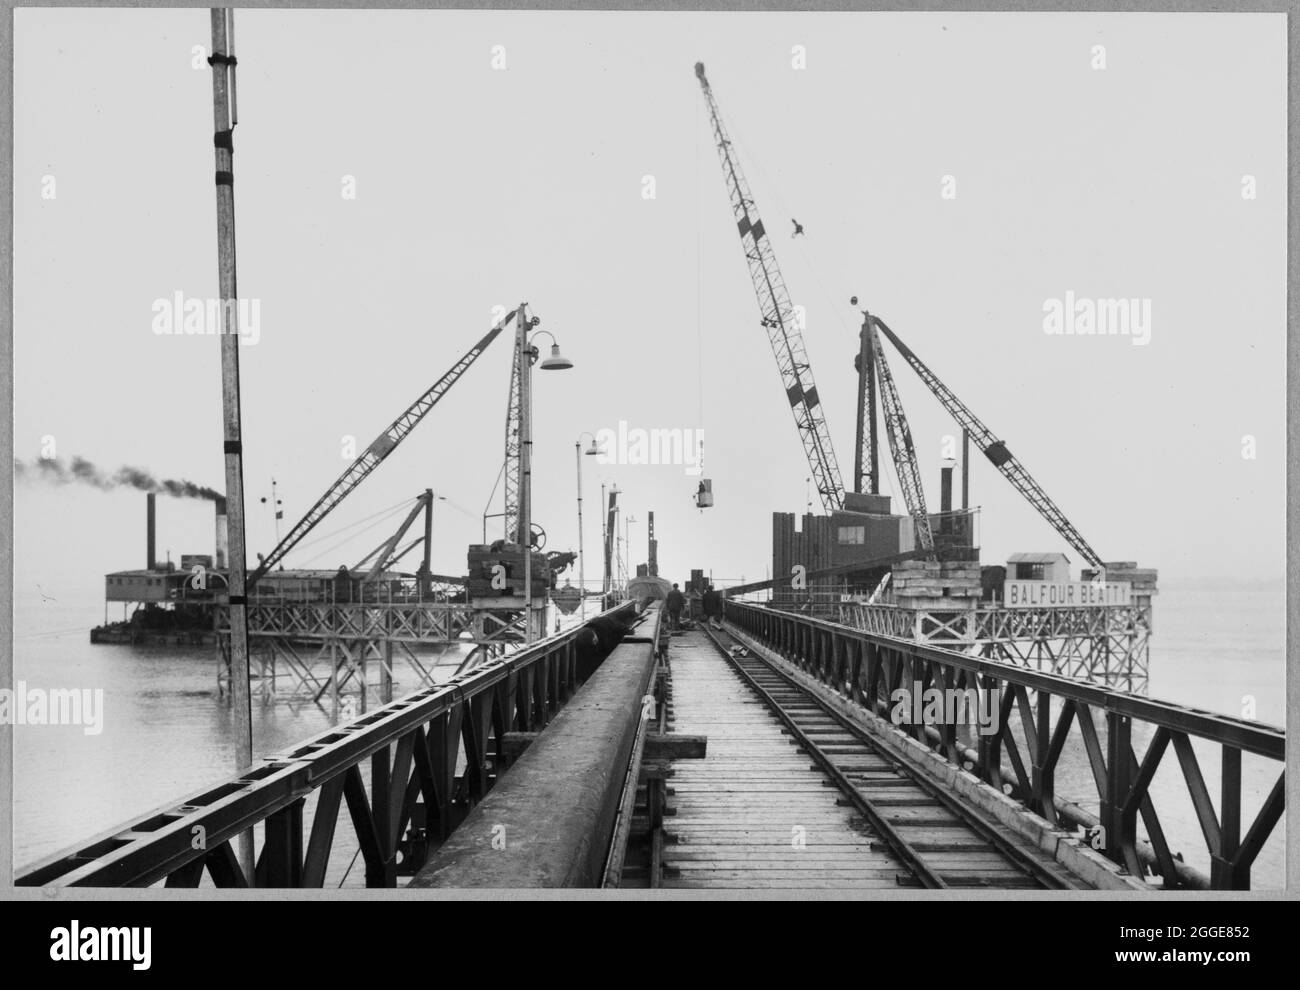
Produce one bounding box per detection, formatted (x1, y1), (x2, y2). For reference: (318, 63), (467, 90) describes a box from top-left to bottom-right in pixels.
(695, 63), (845, 513)
(867, 319), (935, 553)
(872, 315), (1105, 571)
(247, 311), (515, 589)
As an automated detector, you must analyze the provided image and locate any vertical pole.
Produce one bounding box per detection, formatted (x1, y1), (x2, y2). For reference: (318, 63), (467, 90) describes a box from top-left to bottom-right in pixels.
(1217, 745), (1242, 888)
(519, 307), (533, 643)
(600, 483), (608, 601)
(867, 325), (878, 495)
(576, 441), (585, 621)
(271, 477), (281, 544)
(854, 315), (870, 494)
(419, 488), (433, 600)
(209, 6), (253, 882)
(961, 429), (970, 510)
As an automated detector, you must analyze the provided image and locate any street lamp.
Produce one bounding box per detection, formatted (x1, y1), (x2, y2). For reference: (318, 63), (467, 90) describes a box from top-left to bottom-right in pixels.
(624, 514), (638, 590)
(600, 481), (620, 602)
(519, 313), (573, 643)
(575, 432), (604, 620)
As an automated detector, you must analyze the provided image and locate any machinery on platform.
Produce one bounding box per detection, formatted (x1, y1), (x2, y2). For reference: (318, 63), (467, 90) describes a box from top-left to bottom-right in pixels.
(469, 303), (577, 646)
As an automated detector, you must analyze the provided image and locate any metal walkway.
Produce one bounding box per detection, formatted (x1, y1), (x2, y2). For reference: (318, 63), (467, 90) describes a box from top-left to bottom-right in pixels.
(661, 628), (1087, 890)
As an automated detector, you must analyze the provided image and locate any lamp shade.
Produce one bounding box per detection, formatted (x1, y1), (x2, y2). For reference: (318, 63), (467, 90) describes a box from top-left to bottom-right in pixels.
(540, 344), (573, 370)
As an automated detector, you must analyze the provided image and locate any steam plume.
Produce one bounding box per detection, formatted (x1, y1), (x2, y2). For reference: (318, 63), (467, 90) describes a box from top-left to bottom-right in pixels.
(14, 456), (223, 501)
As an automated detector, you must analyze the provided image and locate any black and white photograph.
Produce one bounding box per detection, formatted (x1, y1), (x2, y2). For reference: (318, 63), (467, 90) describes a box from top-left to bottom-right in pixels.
(1, 1), (1293, 927)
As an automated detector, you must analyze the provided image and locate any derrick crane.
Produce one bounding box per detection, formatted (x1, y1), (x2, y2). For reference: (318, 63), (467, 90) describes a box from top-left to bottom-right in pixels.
(866, 319), (935, 554)
(351, 489), (434, 584)
(501, 316), (525, 544)
(853, 311), (879, 495)
(872, 316), (1104, 571)
(695, 62), (845, 513)
(247, 311), (515, 589)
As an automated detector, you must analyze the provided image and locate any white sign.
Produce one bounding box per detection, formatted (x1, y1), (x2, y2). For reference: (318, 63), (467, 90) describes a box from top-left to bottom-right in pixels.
(1004, 581), (1131, 608)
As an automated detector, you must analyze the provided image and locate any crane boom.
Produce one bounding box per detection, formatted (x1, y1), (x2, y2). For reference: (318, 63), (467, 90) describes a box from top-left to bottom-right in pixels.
(502, 316), (525, 544)
(867, 321), (935, 553)
(694, 63), (844, 512)
(247, 312), (514, 588)
(873, 316), (1104, 570)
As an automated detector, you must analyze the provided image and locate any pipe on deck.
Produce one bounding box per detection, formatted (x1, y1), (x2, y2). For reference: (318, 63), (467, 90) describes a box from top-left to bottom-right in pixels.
(410, 608), (661, 888)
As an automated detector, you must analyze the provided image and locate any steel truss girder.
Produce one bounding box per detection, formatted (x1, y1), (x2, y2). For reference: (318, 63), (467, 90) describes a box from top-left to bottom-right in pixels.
(20, 603), (638, 888)
(724, 601), (1282, 891)
(836, 602), (1151, 693)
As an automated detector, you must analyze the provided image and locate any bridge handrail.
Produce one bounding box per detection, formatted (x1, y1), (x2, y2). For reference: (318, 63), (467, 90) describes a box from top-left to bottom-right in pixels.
(18, 602), (641, 888)
(724, 600), (1283, 890)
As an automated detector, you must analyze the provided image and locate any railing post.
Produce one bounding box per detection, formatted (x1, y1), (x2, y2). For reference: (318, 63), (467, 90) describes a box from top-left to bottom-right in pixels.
(1214, 745), (1243, 889)
(978, 674), (1000, 788)
(1105, 711), (1132, 868)
(1032, 689), (1055, 823)
(261, 798), (304, 887)
(370, 746), (396, 887)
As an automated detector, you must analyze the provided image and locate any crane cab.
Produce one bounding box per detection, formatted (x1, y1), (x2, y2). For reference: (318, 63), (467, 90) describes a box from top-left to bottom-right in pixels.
(695, 479), (714, 509)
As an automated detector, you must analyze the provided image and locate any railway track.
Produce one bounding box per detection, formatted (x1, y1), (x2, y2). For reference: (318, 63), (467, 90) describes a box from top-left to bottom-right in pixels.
(690, 623), (1084, 889)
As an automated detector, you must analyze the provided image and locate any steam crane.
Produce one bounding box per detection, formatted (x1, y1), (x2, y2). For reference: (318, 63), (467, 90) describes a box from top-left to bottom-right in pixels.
(492, 307), (575, 573)
(872, 315), (1105, 571)
(866, 319), (936, 554)
(695, 62), (845, 513)
(246, 310), (515, 589)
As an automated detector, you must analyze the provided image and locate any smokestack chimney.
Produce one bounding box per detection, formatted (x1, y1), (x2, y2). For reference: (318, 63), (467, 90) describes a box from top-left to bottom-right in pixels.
(214, 497), (229, 569)
(146, 493), (157, 570)
(940, 460), (956, 536)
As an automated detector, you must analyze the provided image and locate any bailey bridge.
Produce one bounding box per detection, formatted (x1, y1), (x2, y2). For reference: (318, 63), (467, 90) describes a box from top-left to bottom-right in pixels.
(16, 600), (1282, 892)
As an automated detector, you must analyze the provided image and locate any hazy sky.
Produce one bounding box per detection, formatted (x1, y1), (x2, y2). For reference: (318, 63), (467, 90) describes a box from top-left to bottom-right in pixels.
(11, 9), (1286, 609)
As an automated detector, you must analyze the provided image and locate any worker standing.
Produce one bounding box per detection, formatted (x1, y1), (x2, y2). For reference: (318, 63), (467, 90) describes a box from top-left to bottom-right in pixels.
(702, 584), (723, 629)
(666, 583), (686, 632)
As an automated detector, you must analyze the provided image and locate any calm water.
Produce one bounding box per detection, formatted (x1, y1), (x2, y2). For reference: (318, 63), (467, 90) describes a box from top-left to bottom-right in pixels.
(10, 583), (1285, 887)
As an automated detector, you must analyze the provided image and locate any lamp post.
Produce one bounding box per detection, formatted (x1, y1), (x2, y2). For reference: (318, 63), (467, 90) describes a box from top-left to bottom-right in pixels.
(624, 514), (638, 589)
(575, 432), (604, 620)
(519, 311), (573, 644)
(600, 481), (620, 603)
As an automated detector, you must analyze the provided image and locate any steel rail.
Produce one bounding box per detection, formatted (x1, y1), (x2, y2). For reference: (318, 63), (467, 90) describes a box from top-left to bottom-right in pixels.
(709, 625), (1076, 889)
(700, 625), (948, 888)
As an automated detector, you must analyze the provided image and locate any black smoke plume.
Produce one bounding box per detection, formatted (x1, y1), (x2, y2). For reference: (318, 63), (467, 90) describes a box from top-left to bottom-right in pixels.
(14, 456), (223, 501)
